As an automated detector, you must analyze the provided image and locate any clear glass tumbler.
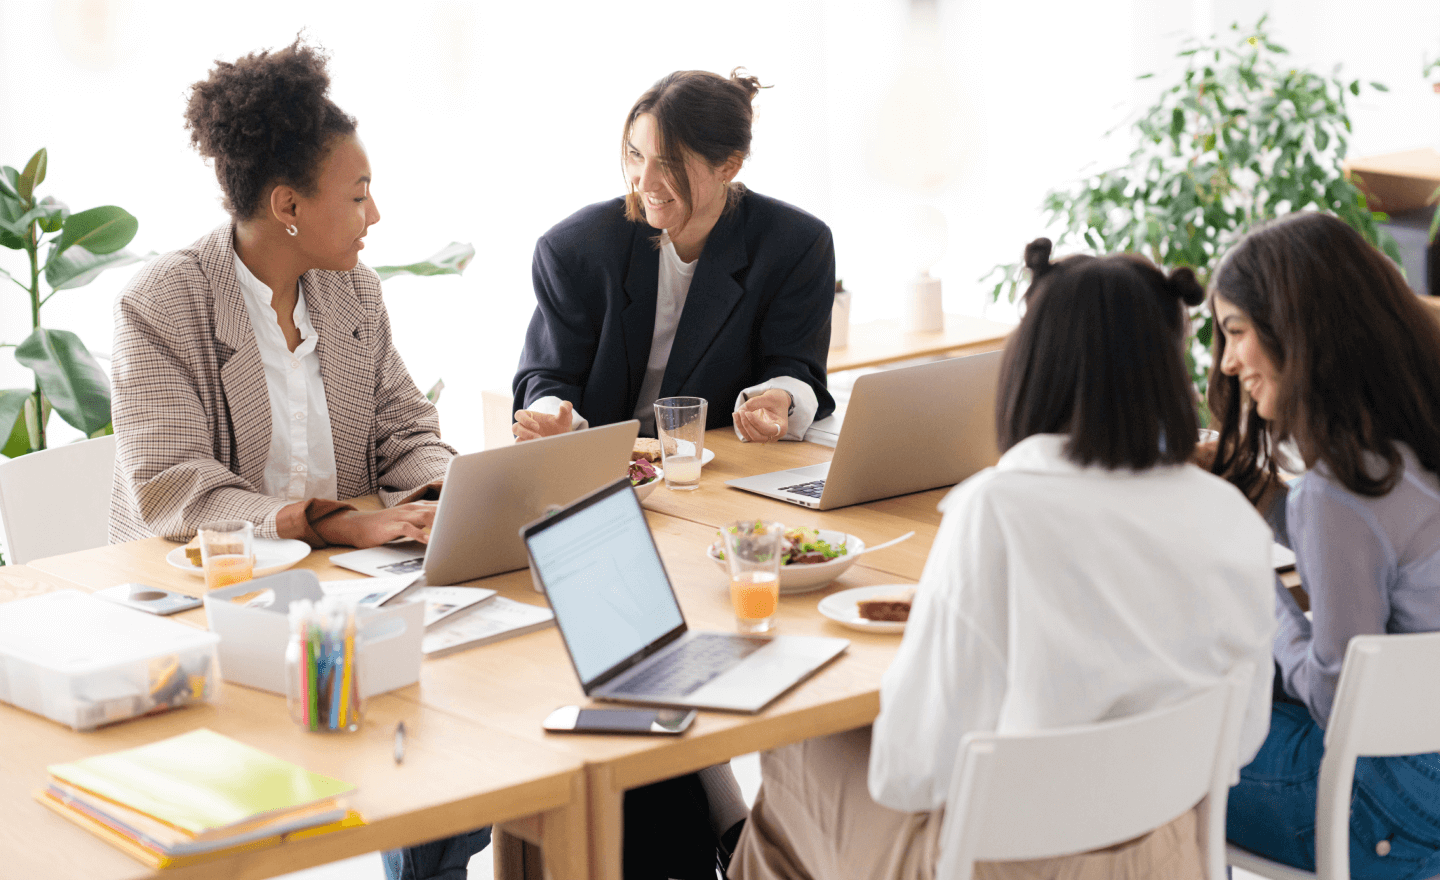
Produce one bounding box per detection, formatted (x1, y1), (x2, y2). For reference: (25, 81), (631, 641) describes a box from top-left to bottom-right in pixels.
(197, 519), (254, 593)
(721, 520), (783, 634)
(653, 396), (708, 490)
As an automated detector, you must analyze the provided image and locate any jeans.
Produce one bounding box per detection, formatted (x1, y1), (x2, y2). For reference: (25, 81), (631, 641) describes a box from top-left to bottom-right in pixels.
(382, 826), (492, 880)
(1228, 702), (1440, 880)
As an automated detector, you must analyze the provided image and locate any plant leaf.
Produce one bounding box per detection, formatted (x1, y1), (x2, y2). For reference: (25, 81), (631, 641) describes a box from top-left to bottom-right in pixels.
(0, 167), (19, 202)
(14, 328), (112, 435)
(0, 191), (29, 249)
(57, 205), (138, 256)
(425, 378), (445, 404)
(45, 244), (148, 290)
(372, 242), (475, 281)
(17, 148), (46, 203)
(37, 196), (69, 234)
(1369, 82), (1388, 92)
(0, 389), (30, 458)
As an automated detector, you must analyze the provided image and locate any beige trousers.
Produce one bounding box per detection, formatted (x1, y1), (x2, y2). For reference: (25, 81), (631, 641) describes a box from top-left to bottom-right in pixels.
(729, 727), (1205, 880)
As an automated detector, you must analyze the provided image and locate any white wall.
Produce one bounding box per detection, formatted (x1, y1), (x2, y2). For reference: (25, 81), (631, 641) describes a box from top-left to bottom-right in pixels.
(1, 0), (1436, 455)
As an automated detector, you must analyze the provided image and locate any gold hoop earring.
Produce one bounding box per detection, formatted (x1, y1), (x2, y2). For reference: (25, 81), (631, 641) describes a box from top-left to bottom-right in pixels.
(286, 224), (299, 237)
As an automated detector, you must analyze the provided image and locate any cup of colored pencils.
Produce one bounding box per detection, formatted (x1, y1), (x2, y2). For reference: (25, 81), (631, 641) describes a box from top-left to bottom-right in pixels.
(285, 597), (362, 733)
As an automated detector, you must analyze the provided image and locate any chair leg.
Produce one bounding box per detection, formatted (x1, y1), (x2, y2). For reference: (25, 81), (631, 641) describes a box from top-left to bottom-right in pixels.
(493, 828), (545, 880)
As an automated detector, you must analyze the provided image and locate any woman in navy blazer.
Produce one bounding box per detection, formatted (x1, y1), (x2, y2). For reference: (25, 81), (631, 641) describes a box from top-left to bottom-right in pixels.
(512, 69), (836, 444)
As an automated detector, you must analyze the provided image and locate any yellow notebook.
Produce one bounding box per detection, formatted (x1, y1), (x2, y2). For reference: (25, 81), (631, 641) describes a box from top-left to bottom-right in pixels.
(46, 728), (356, 842)
(36, 789), (364, 870)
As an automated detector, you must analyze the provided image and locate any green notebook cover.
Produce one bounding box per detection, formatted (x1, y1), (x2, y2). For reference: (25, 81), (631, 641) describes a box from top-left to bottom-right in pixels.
(47, 728), (355, 838)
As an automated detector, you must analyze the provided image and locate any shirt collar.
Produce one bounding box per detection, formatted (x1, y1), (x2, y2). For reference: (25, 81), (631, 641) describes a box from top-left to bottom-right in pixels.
(234, 254), (317, 347)
(993, 434), (1087, 476)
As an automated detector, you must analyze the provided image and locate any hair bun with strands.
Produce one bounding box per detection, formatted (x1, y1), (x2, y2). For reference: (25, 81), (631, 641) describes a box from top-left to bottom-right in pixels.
(729, 67), (764, 102)
(1166, 266), (1205, 307)
(1023, 238), (1054, 277)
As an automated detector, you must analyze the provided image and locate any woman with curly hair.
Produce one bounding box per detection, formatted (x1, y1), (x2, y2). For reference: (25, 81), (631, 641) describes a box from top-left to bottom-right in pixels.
(1211, 213), (1440, 878)
(109, 38), (455, 551)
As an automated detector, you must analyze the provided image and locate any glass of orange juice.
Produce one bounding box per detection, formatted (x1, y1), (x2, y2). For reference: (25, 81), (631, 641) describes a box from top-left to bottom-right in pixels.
(721, 520), (783, 634)
(198, 520), (255, 593)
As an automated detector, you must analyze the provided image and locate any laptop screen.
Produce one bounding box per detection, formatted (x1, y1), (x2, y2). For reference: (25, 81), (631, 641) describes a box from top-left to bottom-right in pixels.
(525, 482), (685, 685)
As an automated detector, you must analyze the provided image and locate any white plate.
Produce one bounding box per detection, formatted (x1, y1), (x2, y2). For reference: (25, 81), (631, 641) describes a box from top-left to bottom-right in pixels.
(633, 468), (664, 504)
(669, 441), (716, 467)
(707, 530), (864, 594)
(166, 538), (312, 578)
(818, 585), (913, 633)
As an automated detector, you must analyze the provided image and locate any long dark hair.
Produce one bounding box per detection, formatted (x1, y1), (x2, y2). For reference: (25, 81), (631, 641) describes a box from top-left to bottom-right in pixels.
(997, 239), (1205, 469)
(1208, 212), (1440, 497)
(621, 68), (762, 232)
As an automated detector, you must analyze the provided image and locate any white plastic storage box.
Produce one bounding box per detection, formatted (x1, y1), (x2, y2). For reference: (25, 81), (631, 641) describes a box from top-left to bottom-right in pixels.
(205, 570), (423, 698)
(0, 590), (220, 731)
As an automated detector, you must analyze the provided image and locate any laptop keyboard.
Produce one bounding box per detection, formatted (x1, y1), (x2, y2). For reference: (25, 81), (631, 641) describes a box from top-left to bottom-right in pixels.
(778, 479), (826, 499)
(378, 557), (424, 575)
(611, 633), (767, 697)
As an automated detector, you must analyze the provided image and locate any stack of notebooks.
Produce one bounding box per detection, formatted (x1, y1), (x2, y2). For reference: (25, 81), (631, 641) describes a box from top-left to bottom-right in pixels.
(36, 728), (362, 869)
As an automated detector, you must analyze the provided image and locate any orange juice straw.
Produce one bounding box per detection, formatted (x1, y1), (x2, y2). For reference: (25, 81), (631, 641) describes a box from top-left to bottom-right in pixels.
(338, 611), (355, 727)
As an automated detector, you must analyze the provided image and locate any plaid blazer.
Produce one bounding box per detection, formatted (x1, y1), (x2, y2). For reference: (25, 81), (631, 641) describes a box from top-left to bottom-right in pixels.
(109, 225), (455, 543)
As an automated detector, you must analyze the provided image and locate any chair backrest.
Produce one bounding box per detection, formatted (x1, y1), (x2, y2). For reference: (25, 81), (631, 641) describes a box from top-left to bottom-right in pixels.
(1315, 632), (1440, 879)
(0, 435), (117, 565)
(935, 666), (1252, 880)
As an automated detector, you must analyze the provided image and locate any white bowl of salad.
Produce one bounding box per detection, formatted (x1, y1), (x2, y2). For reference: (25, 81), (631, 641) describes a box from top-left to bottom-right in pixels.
(707, 524), (865, 594)
(630, 458), (664, 504)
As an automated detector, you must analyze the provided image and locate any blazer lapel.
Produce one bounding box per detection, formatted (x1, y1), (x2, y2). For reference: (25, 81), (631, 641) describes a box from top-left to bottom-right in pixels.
(200, 226), (270, 487)
(306, 269), (372, 500)
(621, 231), (660, 406)
(661, 207), (749, 395)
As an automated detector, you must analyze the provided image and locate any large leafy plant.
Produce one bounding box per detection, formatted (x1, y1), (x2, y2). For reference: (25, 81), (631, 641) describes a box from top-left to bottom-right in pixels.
(0, 148), (145, 455)
(985, 19), (1398, 397)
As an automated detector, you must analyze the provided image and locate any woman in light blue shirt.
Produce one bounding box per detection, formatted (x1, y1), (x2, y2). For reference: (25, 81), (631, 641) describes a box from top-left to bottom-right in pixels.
(1210, 212), (1440, 879)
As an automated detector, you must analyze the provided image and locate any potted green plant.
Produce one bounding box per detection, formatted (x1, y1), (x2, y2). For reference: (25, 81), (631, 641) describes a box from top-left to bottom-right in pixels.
(0, 148), (144, 455)
(985, 19), (1399, 398)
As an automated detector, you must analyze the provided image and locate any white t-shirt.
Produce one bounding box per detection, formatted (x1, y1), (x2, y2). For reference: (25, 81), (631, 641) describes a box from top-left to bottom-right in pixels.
(234, 255), (339, 502)
(528, 232), (819, 440)
(868, 433), (1278, 812)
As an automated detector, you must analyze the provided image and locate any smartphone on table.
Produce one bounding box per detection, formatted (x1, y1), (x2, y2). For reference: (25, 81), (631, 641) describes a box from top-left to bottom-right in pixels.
(542, 705), (696, 735)
(94, 583), (202, 615)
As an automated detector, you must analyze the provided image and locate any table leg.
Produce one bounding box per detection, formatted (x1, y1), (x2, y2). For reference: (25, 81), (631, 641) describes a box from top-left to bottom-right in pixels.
(588, 764), (624, 880)
(494, 771), (591, 880)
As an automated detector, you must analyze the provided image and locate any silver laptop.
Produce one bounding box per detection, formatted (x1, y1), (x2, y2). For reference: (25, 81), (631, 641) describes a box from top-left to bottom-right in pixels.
(331, 421), (639, 586)
(522, 478), (849, 713)
(727, 350), (1003, 509)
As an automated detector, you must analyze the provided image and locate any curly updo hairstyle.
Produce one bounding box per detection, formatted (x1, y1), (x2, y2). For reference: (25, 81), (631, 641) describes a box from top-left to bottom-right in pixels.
(622, 68), (764, 231)
(997, 238), (1205, 469)
(184, 38), (357, 220)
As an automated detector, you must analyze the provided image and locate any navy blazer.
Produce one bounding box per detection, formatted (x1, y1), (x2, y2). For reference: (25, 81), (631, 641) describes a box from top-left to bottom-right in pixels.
(513, 190), (836, 433)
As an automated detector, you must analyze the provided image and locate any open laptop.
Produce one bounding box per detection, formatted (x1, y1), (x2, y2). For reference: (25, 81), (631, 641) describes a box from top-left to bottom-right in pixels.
(727, 350), (1004, 510)
(521, 477), (850, 713)
(331, 420), (639, 586)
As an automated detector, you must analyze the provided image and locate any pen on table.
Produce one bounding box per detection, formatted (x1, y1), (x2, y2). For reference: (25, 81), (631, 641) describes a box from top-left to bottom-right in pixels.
(394, 721), (406, 764)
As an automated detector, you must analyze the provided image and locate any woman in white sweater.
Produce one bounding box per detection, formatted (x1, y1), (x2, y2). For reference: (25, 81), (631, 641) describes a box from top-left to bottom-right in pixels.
(729, 241), (1278, 880)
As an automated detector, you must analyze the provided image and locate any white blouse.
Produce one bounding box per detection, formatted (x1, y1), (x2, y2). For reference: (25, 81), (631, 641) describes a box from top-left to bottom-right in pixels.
(529, 233), (819, 440)
(868, 434), (1278, 813)
(234, 255), (339, 502)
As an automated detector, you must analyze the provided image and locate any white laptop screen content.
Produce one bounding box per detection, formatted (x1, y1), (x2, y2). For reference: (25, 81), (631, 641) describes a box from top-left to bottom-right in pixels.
(527, 489), (684, 683)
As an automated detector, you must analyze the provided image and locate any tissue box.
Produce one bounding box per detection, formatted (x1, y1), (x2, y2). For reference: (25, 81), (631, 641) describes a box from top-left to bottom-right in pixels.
(0, 590), (219, 730)
(205, 570), (423, 697)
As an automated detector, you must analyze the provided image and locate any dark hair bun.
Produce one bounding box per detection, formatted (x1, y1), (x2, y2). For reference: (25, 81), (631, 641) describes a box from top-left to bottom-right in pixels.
(728, 67), (764, 102)
(1167, 266), (1205, 307)
(184, 38), (356, 219)
(1024, 238), (1053, 275)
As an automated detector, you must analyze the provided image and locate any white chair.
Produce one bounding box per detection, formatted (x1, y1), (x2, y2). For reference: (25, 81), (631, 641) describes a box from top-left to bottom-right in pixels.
(936, 666), (1253, 880)
(0, 434), (116, 564)
(1228, 632), (1440, 880)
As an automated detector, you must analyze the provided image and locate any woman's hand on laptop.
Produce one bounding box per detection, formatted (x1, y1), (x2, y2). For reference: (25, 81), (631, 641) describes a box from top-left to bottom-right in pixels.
(733, 390), (790, 443)
(513, 400), (574, 442)
(315, 502), (439, 548)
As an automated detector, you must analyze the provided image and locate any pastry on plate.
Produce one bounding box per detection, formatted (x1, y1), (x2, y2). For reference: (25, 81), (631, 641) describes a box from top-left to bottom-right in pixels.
(632, 437), (678, 463)
(857, 588), (915, 622)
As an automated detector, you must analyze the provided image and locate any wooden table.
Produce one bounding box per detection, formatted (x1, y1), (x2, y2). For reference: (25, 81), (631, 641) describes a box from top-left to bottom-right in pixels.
(20, 430), (923, 880)
(827, 312), (1014, 373)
